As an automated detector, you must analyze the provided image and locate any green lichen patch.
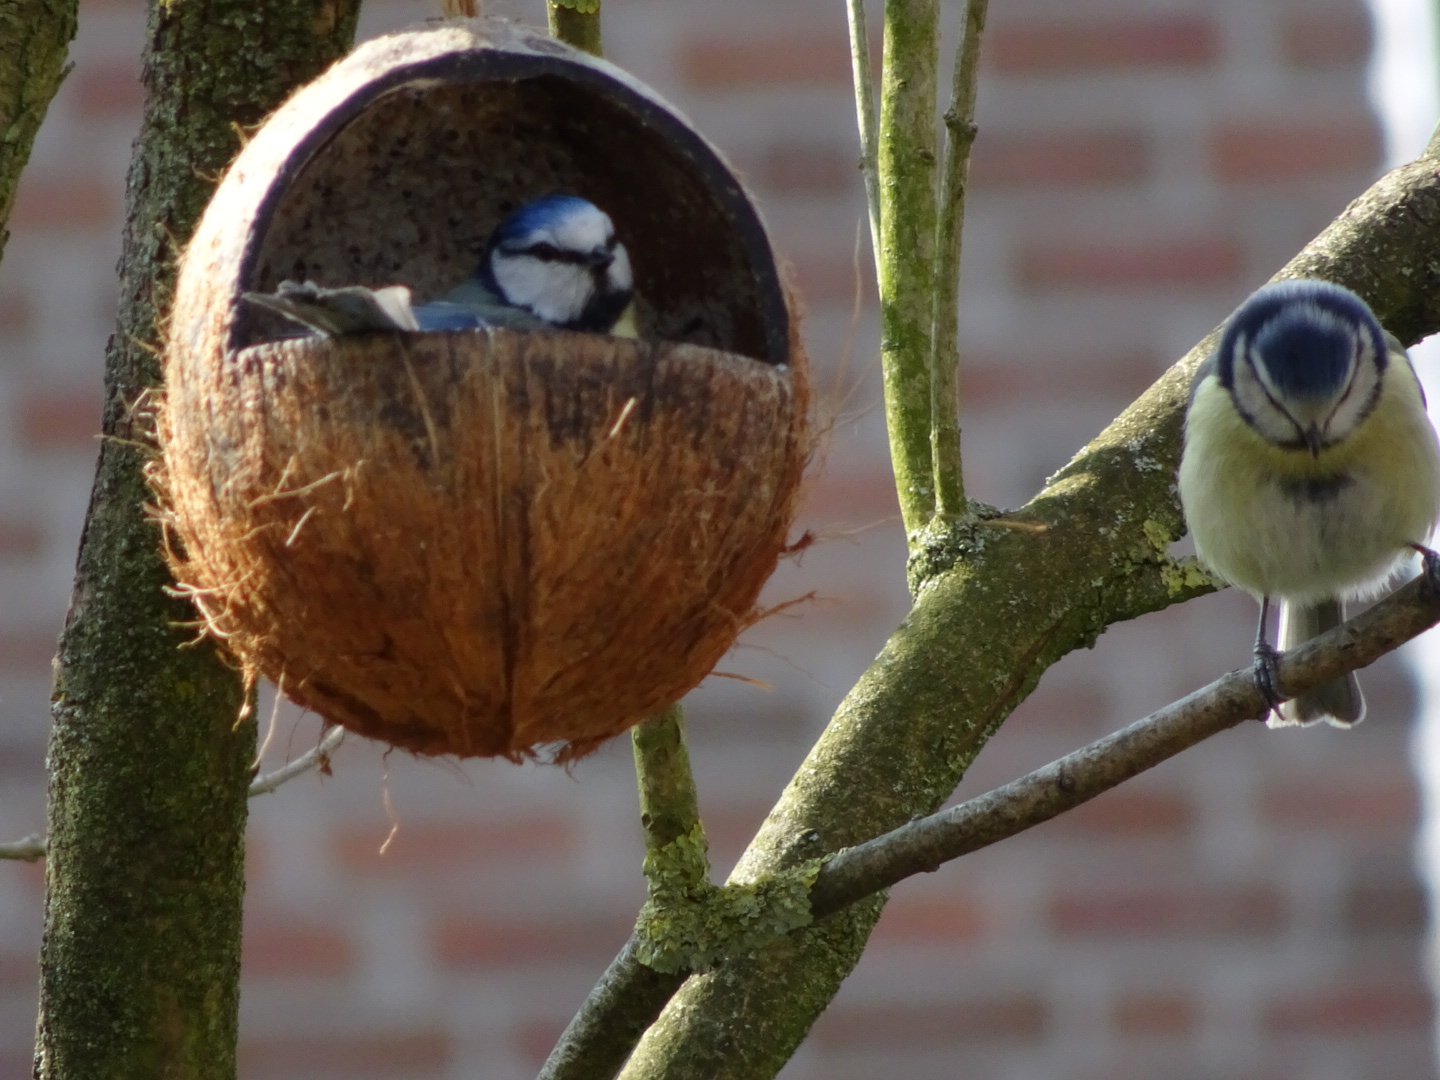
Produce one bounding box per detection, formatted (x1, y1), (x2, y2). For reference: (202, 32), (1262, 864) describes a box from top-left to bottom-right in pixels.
(636, 826), (825, 974)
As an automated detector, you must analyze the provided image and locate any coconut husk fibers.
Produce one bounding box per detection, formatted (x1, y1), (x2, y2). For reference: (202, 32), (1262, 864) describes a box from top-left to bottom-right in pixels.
(156, 329), (809, 760)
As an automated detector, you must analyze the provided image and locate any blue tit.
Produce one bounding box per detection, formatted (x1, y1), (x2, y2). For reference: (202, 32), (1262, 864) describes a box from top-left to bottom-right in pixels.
(244, 194), (637, 338)
(1179, 279), (1440, 727)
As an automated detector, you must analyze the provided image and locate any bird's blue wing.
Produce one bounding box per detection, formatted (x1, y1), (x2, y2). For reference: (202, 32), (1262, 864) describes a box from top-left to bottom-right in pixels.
(412, 279), (550, 332)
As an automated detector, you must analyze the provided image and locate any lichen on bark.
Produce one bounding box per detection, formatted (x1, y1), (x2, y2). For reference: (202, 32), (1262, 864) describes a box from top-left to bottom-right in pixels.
(36, 2), (359, 1078)
(0, 0), (78, 262)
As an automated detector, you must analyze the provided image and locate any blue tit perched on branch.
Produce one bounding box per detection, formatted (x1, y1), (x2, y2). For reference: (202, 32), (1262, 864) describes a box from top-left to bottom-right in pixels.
(245, 194), (637, 338)
(1179, 279), (1440, 727)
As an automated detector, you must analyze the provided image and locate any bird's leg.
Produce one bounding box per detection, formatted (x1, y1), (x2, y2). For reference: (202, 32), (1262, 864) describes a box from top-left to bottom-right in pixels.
(1252, 596), (1283, 717)
(1410, 543), (1440, 595)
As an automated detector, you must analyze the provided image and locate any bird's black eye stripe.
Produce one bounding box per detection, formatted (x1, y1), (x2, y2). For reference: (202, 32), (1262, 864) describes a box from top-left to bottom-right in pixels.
(500, 240), (611, 266)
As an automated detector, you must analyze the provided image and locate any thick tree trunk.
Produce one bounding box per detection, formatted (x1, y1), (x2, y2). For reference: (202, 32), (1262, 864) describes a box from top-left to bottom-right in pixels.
(35, 2), (359, 1077)
(0, 0), (78, 263)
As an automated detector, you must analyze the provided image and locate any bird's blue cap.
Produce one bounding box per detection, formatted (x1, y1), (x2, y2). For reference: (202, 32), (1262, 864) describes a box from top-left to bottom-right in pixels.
(1217, 279), (1387, 400)
(491, 195), (604, 249)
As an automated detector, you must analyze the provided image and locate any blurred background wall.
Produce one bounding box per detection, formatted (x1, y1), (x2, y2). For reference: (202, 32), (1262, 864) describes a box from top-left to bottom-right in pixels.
(0, 1), (1434, 1078)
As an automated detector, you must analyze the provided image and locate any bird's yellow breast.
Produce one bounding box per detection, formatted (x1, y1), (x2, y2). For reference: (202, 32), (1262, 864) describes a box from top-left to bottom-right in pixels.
(1178, 358), (1440, 601)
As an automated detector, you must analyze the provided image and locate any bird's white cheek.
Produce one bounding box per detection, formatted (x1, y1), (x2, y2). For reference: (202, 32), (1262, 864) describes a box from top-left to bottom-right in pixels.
(492, 256), (592, 324)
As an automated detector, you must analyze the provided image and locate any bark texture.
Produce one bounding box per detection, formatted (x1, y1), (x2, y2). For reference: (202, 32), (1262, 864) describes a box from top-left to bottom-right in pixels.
(617, 139), (1440, 1080)
(36, 2), (359, 1078)
(0, 0), (78, 263)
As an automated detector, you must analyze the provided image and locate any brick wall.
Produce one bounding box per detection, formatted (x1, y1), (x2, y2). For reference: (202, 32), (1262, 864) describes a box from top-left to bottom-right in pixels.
(0, 0), (1432, 1078)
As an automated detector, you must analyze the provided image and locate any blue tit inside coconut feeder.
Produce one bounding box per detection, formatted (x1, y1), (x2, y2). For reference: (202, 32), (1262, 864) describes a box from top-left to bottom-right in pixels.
(158, 20), (810, 762)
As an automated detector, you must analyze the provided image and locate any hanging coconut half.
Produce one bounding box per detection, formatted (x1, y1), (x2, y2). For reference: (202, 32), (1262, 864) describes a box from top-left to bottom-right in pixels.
(157, 19), (810, 761)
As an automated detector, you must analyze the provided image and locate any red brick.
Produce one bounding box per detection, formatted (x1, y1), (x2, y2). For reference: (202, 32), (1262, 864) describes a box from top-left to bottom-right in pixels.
(783, 247), (877, 305)
(1051, 885), (1284, 938)
(1264, 982), (1432, 1034)
(796, 469), (901, 524)
(1112, 989), (1198, 1036)
(679, 33), (853, 88)
(1211, 119), (1381, 183)
(813, 996), (1047, 1047)
(1005, 676), (1113, 737)
(0, 952), (36, 989)
(0, 630), (57, 672)
(1345, 880), (1427, 935)
(1048, 789), (1193, 838)
(971, 132), (1149, 188)
(0, 292), (32, 333)
(434, 914), (631, 969)
(73, 63), (144, 116)
(1261, 778), (1418, 830)
(513, 1017), (568, 1067)
(961, 350), (1161, 404)
(242, 921), (352, 977)
(239, 1031), (451, 1078)
(1281, 10), (1372, 69)
(990, 16), (1220, 74)
(753, 143), (857, 196)
(0, 518), (44, 559)
(871, 895), (985, 944)
(17, 385), (103, 452)
(333, 814), (574, 873)
(1020, 238), (1242, 290)
(699, 805), (773, 868)
(9, 177), (118, 229)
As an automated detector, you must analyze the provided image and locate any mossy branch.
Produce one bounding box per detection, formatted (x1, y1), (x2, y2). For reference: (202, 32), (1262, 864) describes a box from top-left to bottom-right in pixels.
(876, 0), (941, 539)
(0, 0), (78, 264)
(929, 0), (988, 518)
(809, 570), (1440, 912)
(548, 1), (603, 56)
(538, 707), (710, 1080)
(36, 2), (359, 1078)
(612, 130), (1440, 1080)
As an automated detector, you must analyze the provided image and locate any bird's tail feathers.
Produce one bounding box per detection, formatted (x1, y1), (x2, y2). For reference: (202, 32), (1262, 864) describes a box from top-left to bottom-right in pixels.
(1269, 598), (1365, 728)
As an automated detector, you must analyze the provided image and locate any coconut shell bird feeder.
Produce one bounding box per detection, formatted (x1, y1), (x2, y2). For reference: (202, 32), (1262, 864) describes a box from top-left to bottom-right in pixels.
(158, 21), (810, 761)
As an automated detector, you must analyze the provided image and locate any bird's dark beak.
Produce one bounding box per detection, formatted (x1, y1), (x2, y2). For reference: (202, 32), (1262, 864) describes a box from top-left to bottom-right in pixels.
(1303, 426), (1322, 457)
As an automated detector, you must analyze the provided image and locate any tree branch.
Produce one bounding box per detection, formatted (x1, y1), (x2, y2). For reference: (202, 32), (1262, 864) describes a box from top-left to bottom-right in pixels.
(0, 0), (78, 264)
(928, 0), (988, 518)
(539, 707), (706, 1080)
(845, 0), (881, 271)
(615, 134), (1440, 1080)
(809, 569), (1440, 914)
(545, 566), (1440, 1080)
(876, 0), (942, 539)
(0, 834), (45, 862)
(247, 726), (345, 797)
(547, 1), (602, 56)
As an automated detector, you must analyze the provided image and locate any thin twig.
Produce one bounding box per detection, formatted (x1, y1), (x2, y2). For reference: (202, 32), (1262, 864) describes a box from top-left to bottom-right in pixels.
(248, 726), (346, 797)
(846, 0), (882, 272)
(630, 705), (704, 855)
(538, 706), (704, 1080)
(808, 571), (1440, 915)
(547, 2), (602, 55)
(0, 835), (45, 862)
(929, 0), (989, 518)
